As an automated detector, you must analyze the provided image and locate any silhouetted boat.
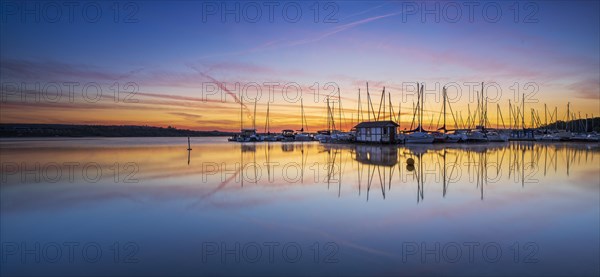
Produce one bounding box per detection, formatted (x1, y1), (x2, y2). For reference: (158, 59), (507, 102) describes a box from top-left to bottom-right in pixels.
(278, 129), (296, 141)
(406, 83), (434, 144)
(486, 131), (508, 142)
(466, 130), (487, 142)
(406, 132), (435, 143)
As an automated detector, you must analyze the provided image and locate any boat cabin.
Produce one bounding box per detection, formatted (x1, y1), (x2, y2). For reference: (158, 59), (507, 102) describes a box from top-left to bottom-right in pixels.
(240, 128), (257, 137)
(281, 129), (295, 137)
(354, 121), (399, 143)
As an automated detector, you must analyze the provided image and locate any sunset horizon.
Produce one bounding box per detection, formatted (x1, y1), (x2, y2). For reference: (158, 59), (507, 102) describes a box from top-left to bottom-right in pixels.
(2, 1), (598, 132)
(1, 1), (599, 277)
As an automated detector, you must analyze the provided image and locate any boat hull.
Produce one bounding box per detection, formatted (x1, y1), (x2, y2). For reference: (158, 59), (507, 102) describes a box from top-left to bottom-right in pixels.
(405, 132), (434, 144)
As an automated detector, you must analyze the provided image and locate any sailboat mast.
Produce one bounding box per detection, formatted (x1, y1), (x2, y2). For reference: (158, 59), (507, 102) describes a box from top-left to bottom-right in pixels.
(398, 101), (401, 129)
(579, 112), (582, 132)
(253, 100), (257, 130)
(497, 103), (506, 129)
(300, 98), (305, 132)
(443, 86), (447, 133)
(567, 102), (570, 131)
(508, 100), (512, 130)
(388, 92), (392, 122)
(327, 97), (330, 132)
(421, 83), (424, 131)
(475, 93), (479, 128)
(416, 83), (421, 131)
(265, 102), (270, 134)
(420, 83), (424, 132)
(240, 96), (243, 130)
(481, 82), (485, 128)
(367, 82), (371, 122)
(554, 107), (558, 131)
(382, 87), (386, 121)
(544, 104), (548, 133)
(338, 87), (342, 131)
(485, 96), (488, 129)
(357, 89), (361, 123)
(522, 93), (525, 130)
(467, 104), (471, 129)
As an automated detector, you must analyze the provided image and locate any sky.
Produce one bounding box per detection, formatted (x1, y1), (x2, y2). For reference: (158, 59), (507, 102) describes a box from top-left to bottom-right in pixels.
(1, 0), (599, 131)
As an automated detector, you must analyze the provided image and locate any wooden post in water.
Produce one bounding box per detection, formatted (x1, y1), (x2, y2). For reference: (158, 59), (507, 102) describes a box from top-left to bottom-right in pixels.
(187, 137), (192, 150)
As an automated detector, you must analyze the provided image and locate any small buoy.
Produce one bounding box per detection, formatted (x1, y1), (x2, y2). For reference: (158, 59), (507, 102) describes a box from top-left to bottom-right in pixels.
(406, 164), (415, 172)
(406, 158), (415, 165)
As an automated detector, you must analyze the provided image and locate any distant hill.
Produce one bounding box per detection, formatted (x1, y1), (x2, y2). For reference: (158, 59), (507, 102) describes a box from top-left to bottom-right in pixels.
(0, 124), (235, 137)
(541, 117), (600, 133)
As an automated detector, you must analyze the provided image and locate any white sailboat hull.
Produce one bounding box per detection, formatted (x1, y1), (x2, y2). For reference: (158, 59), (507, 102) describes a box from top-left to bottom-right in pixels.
(466, 131), (488, 142)
(294, 134), (313, 141)
(405, 132), (434, 144)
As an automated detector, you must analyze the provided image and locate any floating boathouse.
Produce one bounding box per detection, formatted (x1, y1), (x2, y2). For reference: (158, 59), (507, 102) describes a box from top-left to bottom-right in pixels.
(354, 121), (399, 144)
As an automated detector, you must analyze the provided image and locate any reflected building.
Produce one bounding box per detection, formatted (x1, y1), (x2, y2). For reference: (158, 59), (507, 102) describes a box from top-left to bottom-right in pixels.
(354, 145), (398, 166)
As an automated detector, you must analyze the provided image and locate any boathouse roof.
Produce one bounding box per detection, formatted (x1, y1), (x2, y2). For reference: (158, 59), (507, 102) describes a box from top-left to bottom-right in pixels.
(354, 121), (399, 128)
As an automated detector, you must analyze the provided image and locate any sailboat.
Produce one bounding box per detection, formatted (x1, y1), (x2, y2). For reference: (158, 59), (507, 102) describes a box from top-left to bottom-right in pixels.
(557, 102), (573, 141)
(536, 105), (559, 141)
(466, 82), (489, 142)
(330, 88), (354, 142)
(405, 83), (434, 144)
(486, 131), (508, 142)
(229, 95), (243, 141)
(486, 104), (508, 142)
(229, 96), (259, 142)
(238, 99), (262, 142)
(295, 99), (313, 141)
(315, 97), (334, 143)
(261, 102), (277, 141)
(434, 86), (461, 142)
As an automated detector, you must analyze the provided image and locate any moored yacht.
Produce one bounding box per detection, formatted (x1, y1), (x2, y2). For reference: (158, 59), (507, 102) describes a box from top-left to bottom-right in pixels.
(278, 129), (296, 141)
(405, 83), (434, 144)
(446, 133), (462, 142)
(486, 131), (508, 142)
(585, 133), (599, 142)
(314, 130), (331, 143)
(431, 132), (448, 143)
(538, 133), (560, 141)
(294, 132), (313, 141)
(331, 130), (354, 142)
(236, 128), (260, 142)
(466, 130), (488, 142)
(405, 131), (435, 144)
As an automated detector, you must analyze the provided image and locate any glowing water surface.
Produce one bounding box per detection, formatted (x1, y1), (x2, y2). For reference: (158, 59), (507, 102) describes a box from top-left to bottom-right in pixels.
(1, 138), (598, 276)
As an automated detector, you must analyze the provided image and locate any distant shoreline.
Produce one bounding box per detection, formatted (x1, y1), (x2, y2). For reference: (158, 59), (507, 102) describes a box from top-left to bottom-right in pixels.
(0, 124), (235, 137)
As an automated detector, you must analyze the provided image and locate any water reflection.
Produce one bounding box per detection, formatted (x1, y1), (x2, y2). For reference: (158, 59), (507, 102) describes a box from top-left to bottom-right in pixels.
(1, 139), (599, 204)
(1, 138), (598, 276)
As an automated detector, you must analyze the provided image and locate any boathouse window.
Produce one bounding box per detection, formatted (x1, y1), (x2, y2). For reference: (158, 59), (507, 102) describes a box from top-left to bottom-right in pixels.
(383, 127), (388, 135)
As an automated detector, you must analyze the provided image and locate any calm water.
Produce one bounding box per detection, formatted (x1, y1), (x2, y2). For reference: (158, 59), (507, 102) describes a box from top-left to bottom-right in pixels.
(1, 138), (599, 276)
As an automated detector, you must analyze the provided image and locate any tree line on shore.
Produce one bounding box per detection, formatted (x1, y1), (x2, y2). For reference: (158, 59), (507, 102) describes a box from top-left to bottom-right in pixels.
(0, 124), (235, 137)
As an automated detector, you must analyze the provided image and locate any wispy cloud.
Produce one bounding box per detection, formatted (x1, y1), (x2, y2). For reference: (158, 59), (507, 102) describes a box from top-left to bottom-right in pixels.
(168, 112), (203, 120)
(0, 58), (144, 81)
(568, 77), (600, 99)
(287, 12), (402, 47)
(198, 11), (404, 60)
